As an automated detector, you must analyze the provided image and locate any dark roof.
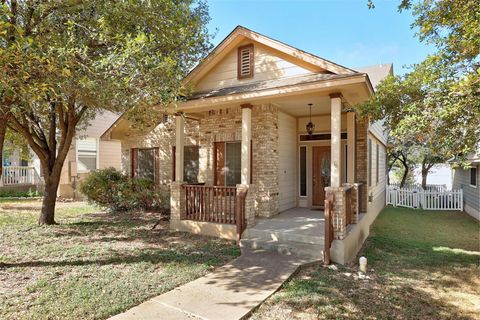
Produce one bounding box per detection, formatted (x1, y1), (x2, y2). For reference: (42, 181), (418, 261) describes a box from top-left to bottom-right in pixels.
(188, 72), (362, 100)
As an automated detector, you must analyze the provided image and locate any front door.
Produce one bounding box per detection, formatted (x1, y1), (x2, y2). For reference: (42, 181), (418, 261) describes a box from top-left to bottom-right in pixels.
(312, 146), (331, 206)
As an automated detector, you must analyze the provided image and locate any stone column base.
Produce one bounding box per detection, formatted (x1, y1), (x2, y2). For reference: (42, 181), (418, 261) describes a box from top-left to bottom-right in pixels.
(170, 181), (185, 226)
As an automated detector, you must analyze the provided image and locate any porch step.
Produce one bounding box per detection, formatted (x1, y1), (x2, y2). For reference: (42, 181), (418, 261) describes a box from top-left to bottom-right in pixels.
(242, 227), (324, 245)
(239, 238), (324, 261)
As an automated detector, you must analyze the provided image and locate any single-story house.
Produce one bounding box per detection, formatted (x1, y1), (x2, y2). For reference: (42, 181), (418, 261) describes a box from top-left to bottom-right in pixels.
(103, 26), (390, 264)
(451, 152), (480, 220)
(1, 111), (122, 198)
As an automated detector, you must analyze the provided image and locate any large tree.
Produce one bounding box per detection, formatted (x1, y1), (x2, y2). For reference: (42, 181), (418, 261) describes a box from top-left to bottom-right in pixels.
(0, 0), (212, 224)
(362, 0), (480, 185)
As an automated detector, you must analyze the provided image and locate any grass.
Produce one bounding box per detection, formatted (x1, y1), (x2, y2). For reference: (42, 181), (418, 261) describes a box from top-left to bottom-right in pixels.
(251, 207), (480, 320)
(0, 199), (240, 320)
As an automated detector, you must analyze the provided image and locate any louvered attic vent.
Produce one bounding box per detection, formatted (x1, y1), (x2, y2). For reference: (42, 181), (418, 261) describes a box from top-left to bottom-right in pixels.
(237, 44), (254, 79)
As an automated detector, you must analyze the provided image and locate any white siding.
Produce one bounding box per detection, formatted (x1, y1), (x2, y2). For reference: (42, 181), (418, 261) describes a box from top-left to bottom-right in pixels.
(278, 111), (297, 212)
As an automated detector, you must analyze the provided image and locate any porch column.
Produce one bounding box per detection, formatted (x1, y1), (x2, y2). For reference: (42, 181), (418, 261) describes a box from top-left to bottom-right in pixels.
(175, 112), (185, 182)
(330, 93), (342, 188)
(241, 104), (252, 185)
(346, 111), (356, 183)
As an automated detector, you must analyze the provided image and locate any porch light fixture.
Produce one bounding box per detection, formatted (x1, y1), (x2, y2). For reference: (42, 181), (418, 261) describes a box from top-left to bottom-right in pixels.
(306, 103), (315, 136)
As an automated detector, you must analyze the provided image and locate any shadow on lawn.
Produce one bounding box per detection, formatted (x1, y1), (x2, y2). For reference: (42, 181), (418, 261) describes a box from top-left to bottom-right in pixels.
(1, 246), (229, 269)
(272, 263), (478, 320)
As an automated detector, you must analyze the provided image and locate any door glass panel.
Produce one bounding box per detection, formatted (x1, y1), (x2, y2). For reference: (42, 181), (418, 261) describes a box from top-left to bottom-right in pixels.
(321, 156), (330, 188)
(138, 149), (155, 181)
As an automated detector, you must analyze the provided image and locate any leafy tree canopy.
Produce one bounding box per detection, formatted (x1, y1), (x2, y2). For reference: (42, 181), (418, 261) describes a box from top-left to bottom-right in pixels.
(362, 0), (480, 178)
(0, 0), (212, 224)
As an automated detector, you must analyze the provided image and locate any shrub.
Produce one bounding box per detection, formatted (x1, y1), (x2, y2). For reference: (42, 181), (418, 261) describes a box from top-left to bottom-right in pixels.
(80, 167), (168, 212)
(0, 188), (41, 198)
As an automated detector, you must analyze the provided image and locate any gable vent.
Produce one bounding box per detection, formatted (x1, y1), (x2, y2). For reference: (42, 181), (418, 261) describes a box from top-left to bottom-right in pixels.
(237, 44), (254, 79)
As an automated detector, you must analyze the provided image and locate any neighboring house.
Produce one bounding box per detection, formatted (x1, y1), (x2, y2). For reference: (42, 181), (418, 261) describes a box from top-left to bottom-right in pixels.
(103, 26), (390, 264)
(0, 111), (122, 198)
(451, 151), (480, 220)
(58, 111), (122, 198)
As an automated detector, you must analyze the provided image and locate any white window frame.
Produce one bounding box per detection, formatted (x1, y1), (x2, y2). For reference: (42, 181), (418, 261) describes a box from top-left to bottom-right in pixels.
(76, 137), (99, 173)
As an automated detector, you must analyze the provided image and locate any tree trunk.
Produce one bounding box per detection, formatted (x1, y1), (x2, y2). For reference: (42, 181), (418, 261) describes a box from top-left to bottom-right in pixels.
(400, 165), (409, 188)
(0, 116), (7, 177)
(421, 166), (428, 190)
(38, 172), (61, 225)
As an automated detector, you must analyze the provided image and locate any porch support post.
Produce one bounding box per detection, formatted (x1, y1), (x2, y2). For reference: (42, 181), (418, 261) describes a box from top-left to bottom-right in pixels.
(346, 111), (356, 183)
(330, 93), (342, 188)
(175, 112), (185, 182)
(241, 104), (252, 185)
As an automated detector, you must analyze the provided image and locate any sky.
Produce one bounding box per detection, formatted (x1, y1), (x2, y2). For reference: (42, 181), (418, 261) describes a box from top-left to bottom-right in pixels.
(206, 0), (436, 75)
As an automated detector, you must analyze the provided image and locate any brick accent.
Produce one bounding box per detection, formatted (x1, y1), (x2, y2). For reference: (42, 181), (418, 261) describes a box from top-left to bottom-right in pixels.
(355, 116), (368, 213)
(198, 104), (279, 218)
(170, 181), (186, 224)
(325, 186), (347, 239)
(121, 117), (199, 195)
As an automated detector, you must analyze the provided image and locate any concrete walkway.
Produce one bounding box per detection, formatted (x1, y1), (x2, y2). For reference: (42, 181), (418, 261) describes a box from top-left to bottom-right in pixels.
(110, 248), (311, 320)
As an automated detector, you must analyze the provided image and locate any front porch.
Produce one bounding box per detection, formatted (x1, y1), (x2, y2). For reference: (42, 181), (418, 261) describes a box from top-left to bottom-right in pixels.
(169, 80), (371, 264)
(240, 207), (325, 261)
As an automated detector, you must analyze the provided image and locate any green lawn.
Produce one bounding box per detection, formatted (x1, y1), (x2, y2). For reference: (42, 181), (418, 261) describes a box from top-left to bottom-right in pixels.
(251, 207), (480, 320)
(0, 199), (240, 320)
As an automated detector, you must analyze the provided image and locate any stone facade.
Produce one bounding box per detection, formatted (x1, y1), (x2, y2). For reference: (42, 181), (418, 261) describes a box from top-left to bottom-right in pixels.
(170, 181), (186, 223)
(197, 104), (280, 218)
(355, 117), (369, 213)
(121, 117), (199, 194)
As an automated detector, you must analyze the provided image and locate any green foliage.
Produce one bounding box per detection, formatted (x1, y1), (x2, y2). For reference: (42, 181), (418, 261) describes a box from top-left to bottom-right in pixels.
(79, 168), (168, 212)
(363, 0), (480, 170)
(0, 188), (41, 198)
(0, 0), (212, 223)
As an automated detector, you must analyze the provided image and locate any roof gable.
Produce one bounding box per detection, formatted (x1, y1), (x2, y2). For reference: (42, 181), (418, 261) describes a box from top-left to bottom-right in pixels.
(186, 26), (356, 89)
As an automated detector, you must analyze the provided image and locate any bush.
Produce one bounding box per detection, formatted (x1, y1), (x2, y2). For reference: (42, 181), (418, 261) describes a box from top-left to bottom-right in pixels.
(79, 167), (168, 212)
(0, 188), (41, 198)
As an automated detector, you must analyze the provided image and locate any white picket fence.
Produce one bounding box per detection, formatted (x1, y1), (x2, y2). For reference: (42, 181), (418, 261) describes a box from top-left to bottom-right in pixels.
(1, 166), (41, 186)
(386, 185), (463, 211)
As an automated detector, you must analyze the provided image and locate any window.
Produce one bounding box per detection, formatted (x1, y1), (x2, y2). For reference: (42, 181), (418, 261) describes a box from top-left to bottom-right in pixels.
(131, 148), (158, 182)
(344, 144), (348, 183)
(77, 138), (97, 172)
(471, 166), (478, 187)
(214, 141), (242, 186)
(376, 143), (379, 184)
(172, 146), (199, 184)
(237, 44), (254, 79)
(299, 146), (307, 196)
(299, 132), (348, 141)
(137, 148), (156, 181)
(368, 139), (372, 186)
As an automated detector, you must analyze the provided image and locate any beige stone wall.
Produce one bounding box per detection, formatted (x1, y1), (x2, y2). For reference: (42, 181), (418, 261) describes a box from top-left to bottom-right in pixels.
(197, 104), (280, 218)
(121, 117), (199, 193)
(355, 117), (369, 213)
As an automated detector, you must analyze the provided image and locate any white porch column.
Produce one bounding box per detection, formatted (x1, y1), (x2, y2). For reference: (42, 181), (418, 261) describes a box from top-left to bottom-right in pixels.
(330, 93), (342, 188)
(241, 104), (252, 185)
(346, 111), (356, 183)
(175, 112), (185, 182)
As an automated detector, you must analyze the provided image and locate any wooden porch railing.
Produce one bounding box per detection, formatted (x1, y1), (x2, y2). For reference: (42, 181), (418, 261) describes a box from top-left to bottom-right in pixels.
(323, 193), (334, 265)
(183, 185), (248, 239)
(1, 166), (40, 186)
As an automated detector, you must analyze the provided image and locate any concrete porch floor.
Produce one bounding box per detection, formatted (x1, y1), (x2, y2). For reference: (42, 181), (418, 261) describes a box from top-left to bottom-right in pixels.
(240, 207), (325, 260)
